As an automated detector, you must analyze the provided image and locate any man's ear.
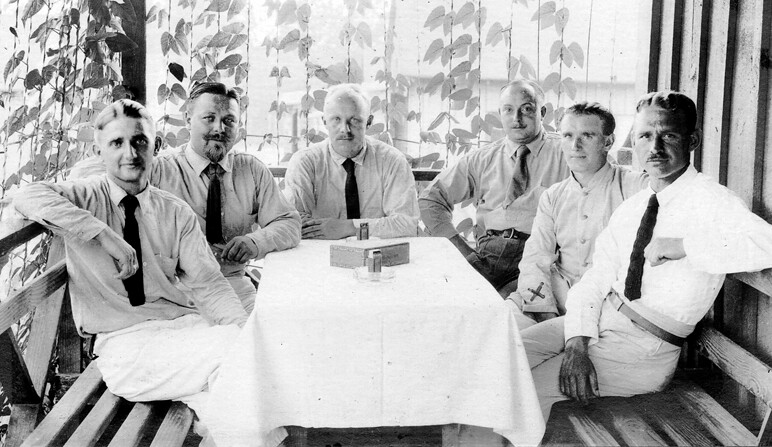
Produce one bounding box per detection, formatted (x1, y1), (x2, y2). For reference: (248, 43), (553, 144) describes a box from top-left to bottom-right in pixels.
(154, 136), (163, 155)
(540, 105), (547, 118)
(604, 134), (616, 150)
(688, 128), (702, 152)
(366, 115), (373, 128)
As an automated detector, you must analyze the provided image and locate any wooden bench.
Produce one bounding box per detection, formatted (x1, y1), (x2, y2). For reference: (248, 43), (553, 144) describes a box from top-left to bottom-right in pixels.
(0, 221), (196, 447)
(541, 268), (772, 446)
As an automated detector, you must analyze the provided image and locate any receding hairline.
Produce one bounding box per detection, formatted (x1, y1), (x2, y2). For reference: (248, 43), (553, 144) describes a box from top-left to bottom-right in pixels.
(499, 79), (546, 107)
(323, 83), (370, 116)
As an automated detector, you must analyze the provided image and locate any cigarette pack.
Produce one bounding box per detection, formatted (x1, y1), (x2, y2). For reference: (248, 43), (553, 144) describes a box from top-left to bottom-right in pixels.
(330, 240), (410, 268)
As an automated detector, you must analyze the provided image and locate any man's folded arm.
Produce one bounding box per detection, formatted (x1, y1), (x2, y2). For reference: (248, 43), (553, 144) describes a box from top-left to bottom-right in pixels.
(12, 181), (108, 243)
(246, 160), (302, 258)
(177, 213), (248, 327)
(518, 190), (559, 314)
(418, 158), (475, 239)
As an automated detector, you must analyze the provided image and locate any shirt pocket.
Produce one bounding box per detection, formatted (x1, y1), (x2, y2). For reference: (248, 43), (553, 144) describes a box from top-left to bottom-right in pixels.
(155, 254), (180, 284)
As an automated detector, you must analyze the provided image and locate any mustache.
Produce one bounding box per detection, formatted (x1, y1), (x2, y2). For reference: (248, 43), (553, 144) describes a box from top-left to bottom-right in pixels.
(205, 133), (231, 143)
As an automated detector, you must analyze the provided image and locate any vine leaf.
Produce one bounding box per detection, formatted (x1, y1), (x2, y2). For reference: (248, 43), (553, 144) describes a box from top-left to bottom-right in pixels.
(161, 32), (176, 54)
(228, 0), (247, 20)
(485, 112), (502, 129)
(424, 5), (445, 31)
(356, 22), (372, 48)
(205, 0), (230, 13)
(452, 128), (476, 140)
(24, 69), (44, 89)
(83, 77), (109, 89)
(191, 67), (207, 82)
(486, 22), (503, 46)
(171, 83), (187, 101)
(105, 33), (138, 53)
(549, 40), (562, 65)
(450, 34), (472, 53)
(222, 22), (244, 34)
(520, 55), (536, 79)
(277, 0), (298, 26)
(214, 54), (241, 70)
(543, 72), (560, 93)
(296, 3), (311, 31)
(427, 112), (448, 131)
(424, 72), (445, 95)
(423, 38), (444, 63)
(278, 29), (300, 51)
(569, 42), (584, 68)
(169, 63), (186, 82)
(530, 1), (556, 21)
(209, 31), (231, 48)
(449, 88), (472, 102)
(561, 77), (577, 99)
(157, 84), (170, 104)
(449, 60), (471, 77)
(21, 0), (46, 23)
(465, 96), (479, 117)
(476, 6), (487, 33)
(456, 2), (475, 28)
(554, 7), (570, 34)
(226, 34), (248, 52)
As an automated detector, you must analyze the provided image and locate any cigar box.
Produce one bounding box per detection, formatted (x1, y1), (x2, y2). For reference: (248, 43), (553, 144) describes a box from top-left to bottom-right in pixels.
(330, 240), (410, 268)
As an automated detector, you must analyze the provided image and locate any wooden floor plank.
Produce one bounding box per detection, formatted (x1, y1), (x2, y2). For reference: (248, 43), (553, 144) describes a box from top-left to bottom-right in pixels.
(149, 401), (193, 447)
(567, 412), (620, 446)
(63, 389), (122, 447)
(20, 362), (104, 447)
(675, 381), (756, 446)
(107, 402), (157, 447)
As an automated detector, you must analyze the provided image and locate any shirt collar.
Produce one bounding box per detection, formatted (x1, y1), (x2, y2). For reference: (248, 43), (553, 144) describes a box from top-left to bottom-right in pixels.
(328, 137), (369, 166)
(184, 145), (233, 176)
(568, 162), (614, 192)
(106, 176), (150, 209)
(505, 127), (547, 158)
(648, 164), (698, 205)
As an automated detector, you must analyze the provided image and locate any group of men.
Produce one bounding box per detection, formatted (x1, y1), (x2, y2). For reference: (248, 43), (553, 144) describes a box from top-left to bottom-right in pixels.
(11, 75), (772, 445)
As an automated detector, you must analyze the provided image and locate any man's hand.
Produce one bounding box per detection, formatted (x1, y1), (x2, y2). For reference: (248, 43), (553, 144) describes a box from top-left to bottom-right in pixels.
(450, 234), (475, 258)
(221, 236), (259, 263)
(644, 237), (685, 266)
(302, 218), (356, 240)
(559, 336), (599, 404)
(95, 228), (138, 280)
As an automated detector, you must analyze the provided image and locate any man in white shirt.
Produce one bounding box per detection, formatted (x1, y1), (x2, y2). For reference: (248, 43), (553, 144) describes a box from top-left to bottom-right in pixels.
(13, 99), (248, 439)
(507, 102), (647, 329)
(523, 91), (772, 423)
(284, 83), (419, 239)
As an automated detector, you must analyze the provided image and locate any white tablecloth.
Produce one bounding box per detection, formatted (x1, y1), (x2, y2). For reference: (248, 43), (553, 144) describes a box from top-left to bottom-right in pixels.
(207, 237), (544, 446)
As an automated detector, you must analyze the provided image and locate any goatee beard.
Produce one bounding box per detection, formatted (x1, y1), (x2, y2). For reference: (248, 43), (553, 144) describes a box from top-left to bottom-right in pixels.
(205, 144), (227, 163)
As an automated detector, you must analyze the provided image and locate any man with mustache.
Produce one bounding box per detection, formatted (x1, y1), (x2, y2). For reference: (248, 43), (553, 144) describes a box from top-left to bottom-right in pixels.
(150, 82), (300, 312)
(284, 83), (419, 239)
(507, 102), (648, 330)
(419, 79), (570, 295)
(13, 99), (248, 441)
(522, 91), (772, 427)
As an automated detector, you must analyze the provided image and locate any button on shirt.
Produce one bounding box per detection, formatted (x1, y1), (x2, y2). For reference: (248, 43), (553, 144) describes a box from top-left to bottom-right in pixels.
(565, 166), (772, 343)
(284, 137), (420, 238)
(419, 130), (569, 238)
(516, 163), (648, 314)
(151, 148), (301, 277)
(13, 176), (248, 336)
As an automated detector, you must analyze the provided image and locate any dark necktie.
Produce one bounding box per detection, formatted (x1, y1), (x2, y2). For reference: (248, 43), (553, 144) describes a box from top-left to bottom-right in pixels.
(206, 163), (224, 244)
(624, 193), (659, 301)
(343, 158), (360, 219)
(506, 145), (530, 206)
(121, 195), (145, 306)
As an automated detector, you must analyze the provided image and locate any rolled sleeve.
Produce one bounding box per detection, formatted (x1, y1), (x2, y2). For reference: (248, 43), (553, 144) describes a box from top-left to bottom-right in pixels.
(419, 157), (475, 239)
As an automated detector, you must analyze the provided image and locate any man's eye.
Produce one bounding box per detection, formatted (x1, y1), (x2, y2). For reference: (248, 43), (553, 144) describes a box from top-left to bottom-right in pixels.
(522, 105), (535, 114)
(224, 118), (235, 126)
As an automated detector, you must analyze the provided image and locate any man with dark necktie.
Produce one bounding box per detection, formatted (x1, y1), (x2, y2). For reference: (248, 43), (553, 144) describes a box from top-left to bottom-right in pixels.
(419, 79), (570, 295)
(284, 83), (419, 239)
(522, 91), (772, 426)
(150, 82), (300, 312)
(13, 99), (247, 442)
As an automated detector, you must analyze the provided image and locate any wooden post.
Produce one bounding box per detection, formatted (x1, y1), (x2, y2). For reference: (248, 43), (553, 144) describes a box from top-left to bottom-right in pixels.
(121, 0), (147, 105)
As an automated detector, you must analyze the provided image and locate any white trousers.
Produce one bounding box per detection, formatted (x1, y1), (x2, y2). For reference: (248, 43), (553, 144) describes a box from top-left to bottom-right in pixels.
(522, 299), (682, 422)
(94, 314), (241, 440)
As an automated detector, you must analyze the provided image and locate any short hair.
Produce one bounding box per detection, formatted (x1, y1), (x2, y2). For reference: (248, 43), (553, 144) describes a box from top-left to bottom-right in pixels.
(324, 83), (370, 116)
(188, 82), (240, 105)
(94, 99), (155, 138)
(499, 79), (546, 107)
(635, 90), (698, 134)
(561, 101), (616, 136)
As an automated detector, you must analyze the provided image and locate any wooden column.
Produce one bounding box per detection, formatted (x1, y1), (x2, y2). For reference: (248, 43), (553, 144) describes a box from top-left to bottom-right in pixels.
(121, 0), (147, 105)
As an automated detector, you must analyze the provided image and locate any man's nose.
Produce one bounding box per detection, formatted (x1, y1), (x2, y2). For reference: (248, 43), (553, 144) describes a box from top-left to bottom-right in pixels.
(123, 141), (139, 157)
